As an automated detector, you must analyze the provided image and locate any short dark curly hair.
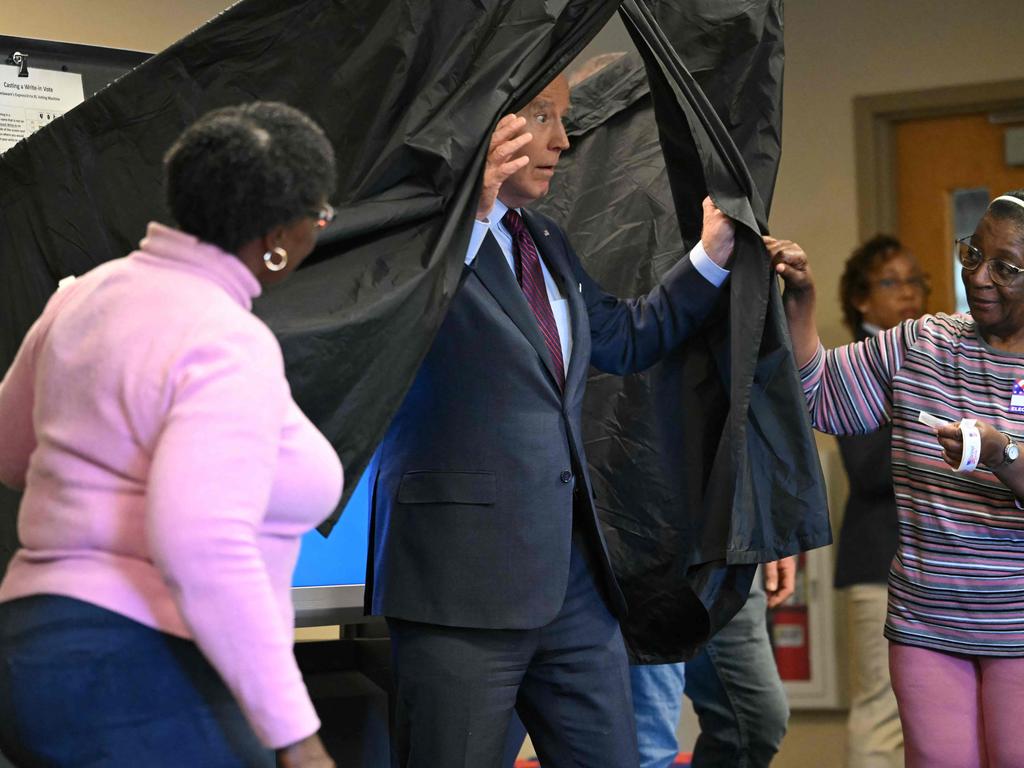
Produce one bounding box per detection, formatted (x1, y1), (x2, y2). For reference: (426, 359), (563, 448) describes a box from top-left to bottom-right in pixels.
(163, 101), (336, 254)
(839, 234), (905, 335)
(987, 189), (1024, 246)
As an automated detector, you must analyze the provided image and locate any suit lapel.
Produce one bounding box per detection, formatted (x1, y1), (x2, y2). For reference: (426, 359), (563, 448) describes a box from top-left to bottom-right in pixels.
(524, 211), (589, 401)
(471, 231), (562, 390)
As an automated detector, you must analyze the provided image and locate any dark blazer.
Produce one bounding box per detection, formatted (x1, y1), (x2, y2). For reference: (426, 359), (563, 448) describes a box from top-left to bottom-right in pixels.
(834, 330), (899, 588)
(365, 209), (720, 629)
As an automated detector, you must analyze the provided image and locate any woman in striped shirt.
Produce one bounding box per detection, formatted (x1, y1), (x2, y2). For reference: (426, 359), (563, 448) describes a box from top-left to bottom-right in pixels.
(767, 191), (1024, 768)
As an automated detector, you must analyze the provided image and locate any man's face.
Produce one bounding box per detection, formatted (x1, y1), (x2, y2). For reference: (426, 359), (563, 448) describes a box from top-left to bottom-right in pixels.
(498, 76), (571, 208)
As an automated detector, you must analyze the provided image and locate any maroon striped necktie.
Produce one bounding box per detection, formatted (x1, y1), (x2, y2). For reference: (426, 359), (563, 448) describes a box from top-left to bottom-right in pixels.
(502, 208), (565, 391)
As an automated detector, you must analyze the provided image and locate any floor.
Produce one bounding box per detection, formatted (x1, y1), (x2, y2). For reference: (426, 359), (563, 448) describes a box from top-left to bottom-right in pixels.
(773, 711), (849, 768)
(515, 709), (850, 767)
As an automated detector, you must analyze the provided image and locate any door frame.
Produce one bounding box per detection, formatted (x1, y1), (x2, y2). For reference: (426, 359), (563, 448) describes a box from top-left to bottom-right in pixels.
(854, 79), (1024, 242)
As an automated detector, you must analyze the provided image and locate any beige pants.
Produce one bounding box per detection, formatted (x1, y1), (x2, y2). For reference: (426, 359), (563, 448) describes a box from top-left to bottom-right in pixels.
(846, 584), (903, 768)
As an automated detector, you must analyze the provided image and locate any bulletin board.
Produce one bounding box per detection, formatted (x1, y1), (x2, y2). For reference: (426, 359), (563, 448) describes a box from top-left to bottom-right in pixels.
(0, 35), (150, 97)
(0, 35), (151, 149)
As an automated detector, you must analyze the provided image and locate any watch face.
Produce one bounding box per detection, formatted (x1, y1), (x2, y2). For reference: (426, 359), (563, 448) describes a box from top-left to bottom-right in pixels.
(1008, 442), (1020, 461)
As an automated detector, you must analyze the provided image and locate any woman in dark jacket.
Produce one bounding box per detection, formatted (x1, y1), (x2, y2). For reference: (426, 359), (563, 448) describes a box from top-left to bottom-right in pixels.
(833, 235), (927, 768)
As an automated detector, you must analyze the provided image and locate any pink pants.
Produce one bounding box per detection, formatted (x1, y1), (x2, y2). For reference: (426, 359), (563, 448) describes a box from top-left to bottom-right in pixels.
(889, 642), (1024, 768)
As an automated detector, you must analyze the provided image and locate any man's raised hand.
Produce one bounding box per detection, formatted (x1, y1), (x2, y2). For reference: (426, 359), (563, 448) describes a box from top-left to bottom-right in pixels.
(700, 196), (735, 267)
(477, 115), (532, 221)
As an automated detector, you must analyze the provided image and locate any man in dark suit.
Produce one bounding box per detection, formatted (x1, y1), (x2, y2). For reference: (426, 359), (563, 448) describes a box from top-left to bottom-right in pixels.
(366, 74), (736, 767)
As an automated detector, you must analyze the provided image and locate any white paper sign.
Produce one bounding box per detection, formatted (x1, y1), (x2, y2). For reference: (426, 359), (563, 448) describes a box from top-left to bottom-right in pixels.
(0, 64), (85, 154)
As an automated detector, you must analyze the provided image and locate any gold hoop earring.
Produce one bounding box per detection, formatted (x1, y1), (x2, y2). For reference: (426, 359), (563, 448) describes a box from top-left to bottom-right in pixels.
(263, 246), (288, 272)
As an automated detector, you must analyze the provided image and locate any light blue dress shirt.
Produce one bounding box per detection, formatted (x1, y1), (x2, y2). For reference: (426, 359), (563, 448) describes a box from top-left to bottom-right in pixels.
(465, 198), (729, 375)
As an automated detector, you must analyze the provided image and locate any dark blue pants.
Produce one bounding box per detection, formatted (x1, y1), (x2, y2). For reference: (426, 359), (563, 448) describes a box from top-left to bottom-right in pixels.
(0, 595), (273, 767)
(388, 533), (638, 768)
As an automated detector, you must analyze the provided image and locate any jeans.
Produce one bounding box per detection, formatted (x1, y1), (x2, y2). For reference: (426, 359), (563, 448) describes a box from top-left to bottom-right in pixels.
(630, 577), (789, 768)
(630, 662), (686, 768)
(0, 594), (273, 767)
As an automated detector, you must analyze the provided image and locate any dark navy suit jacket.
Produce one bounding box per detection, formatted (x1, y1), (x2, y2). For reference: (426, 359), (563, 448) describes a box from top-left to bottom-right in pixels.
(366, 209), (721, 629)
(834, 329), (899, 588)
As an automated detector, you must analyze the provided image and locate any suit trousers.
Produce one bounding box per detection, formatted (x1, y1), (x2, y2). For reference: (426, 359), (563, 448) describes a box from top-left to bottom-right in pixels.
(387, 528), (638, 768)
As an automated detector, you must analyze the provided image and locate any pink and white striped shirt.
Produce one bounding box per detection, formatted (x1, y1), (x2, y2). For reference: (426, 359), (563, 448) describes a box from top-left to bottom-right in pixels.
(802, 313), (1024, 655)
(0, 223), (344, 746)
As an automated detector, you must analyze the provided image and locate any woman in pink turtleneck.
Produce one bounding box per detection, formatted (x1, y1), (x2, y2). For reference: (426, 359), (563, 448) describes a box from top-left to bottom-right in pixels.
(0, 103), (342, 768)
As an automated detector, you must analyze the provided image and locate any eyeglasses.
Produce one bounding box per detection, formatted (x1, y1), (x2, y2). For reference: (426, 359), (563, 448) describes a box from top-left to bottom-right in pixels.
(872, 275), (930, 294)
(956, 237), (1024, 286)
(309, 203), (335, 229)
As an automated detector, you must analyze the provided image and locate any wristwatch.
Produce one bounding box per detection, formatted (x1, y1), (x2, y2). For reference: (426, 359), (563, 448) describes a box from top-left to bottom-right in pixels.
(989, 433), (1020, 470)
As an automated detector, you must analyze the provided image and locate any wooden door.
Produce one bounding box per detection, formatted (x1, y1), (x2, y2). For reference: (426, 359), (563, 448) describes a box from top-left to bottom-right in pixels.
(896, 113), (1024, 314)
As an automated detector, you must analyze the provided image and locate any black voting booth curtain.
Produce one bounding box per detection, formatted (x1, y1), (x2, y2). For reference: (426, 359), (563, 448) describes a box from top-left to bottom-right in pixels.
(0, 0), (621, 517)
(538, 1), (831, 662)
(0, 0), (829, 661)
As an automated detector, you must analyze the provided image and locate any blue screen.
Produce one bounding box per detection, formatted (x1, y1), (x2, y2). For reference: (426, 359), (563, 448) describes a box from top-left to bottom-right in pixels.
(291, 467), (370, 587)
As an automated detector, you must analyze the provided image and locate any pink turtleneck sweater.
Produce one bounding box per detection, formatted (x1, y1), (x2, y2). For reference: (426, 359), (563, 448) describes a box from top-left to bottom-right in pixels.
(0, 223), (343, 749)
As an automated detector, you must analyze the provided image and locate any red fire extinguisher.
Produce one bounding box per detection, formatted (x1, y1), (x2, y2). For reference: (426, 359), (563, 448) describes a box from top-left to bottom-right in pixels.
(772, 605), (810, 680)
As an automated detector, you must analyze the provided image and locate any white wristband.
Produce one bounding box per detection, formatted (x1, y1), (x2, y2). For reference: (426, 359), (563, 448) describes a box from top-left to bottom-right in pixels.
(956, 419), (981, 473)
(919, 410), (982, 473)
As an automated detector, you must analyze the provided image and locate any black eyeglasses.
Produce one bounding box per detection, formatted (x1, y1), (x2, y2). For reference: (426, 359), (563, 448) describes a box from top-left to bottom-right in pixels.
(956, 237), (1024, 287)
(309, 203), (335, 229)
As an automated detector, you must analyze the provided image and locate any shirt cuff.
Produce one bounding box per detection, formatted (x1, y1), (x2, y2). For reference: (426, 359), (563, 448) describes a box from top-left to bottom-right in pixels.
(465, 219), (491, 266)
(689, 240), (729, 287)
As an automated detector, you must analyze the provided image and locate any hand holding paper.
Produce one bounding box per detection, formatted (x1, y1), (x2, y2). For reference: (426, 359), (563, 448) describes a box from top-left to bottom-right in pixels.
(922, 411), (1006, 472)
